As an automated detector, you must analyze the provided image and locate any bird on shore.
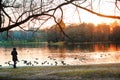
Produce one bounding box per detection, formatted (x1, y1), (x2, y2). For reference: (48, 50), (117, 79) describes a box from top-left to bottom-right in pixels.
(35, 58), (39, 60)
(21, 60), (27, 64)
(34, 61), (39, 64)
(4, 61), (13, 66)
(42, 61), (47, 65)
(55, 61), (58, 66)
(61, 61), (66, 65)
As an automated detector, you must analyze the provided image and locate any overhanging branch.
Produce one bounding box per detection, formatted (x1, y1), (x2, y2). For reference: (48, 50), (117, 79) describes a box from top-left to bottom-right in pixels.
(0, 0), (75, 32)
(72, 3), (120, 19)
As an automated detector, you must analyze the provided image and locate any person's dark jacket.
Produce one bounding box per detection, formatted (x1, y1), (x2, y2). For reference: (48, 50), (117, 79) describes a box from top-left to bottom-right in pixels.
(11, 49), (18, 61)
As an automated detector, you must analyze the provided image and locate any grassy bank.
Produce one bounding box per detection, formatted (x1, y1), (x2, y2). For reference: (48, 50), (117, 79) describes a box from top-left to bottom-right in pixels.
(0, 63), (120, 80)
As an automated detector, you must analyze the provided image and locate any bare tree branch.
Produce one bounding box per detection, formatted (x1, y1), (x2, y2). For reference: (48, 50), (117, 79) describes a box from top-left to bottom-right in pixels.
(0, 0), (120, 33)
(0, 0), (75, 32)
(72, 2), (120, 19)
(115, 0), (120, 11)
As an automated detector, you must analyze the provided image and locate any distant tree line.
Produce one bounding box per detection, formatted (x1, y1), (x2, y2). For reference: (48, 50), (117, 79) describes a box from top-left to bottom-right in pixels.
(0, 21), (120, 43)
(0, 30), (47, 42)
(47, 21), (120, 43)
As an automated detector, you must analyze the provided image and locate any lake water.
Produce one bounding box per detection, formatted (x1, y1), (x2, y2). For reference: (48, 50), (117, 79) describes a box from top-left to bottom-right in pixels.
(0, 43), (120, 67)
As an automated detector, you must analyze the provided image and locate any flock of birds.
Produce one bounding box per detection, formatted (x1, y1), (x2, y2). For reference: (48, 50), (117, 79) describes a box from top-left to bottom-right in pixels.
(5, 56), (69, 67)
(0, 55), (88, 67)
(0, 53), (112, 68)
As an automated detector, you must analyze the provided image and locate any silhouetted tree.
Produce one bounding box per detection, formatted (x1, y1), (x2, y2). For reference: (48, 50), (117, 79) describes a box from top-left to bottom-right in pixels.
(93, 23), (110, 42)
(111, 26), (120, 42)
(65, 23), (95, 42)
(47, 18), (66, 42)
(0, 0), (120, 33)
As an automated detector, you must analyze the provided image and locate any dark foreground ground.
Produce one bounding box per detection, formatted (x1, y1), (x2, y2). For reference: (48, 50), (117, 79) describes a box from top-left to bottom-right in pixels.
(0, 63), (120, 80)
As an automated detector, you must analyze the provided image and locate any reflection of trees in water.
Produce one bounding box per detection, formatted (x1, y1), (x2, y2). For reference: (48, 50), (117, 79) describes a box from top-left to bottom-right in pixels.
(65, 43), (94, 52)
(109, 43), (120, 51)
(47, 44), (66, 60)
(94, 43), (120, 52)
(47, 44), (66, 53)
(2, 42), (120, 54)
(47, 43), (94, 53)
(47, 43), (120, 53)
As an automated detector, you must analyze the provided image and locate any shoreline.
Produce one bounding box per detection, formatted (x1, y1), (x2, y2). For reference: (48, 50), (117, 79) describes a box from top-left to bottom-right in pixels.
(1, 62), (120, 67)
(1, 62), (120, 68)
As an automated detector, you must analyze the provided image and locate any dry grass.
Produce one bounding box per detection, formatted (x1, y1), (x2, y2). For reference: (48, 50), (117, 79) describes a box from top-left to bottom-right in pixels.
(0, 63), (120, 80)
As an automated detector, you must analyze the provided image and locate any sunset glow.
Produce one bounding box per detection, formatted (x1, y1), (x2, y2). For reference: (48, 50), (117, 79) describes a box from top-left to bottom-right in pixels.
(42, 0), (120, 28)
(62, 0), (119, 25)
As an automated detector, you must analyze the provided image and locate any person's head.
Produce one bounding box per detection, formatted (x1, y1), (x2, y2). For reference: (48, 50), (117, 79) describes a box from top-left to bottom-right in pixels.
(13, 48), (16, 51)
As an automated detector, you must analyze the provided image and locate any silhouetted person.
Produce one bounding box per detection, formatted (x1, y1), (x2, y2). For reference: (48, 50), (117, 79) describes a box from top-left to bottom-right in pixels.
(11, 48), (18, 68)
